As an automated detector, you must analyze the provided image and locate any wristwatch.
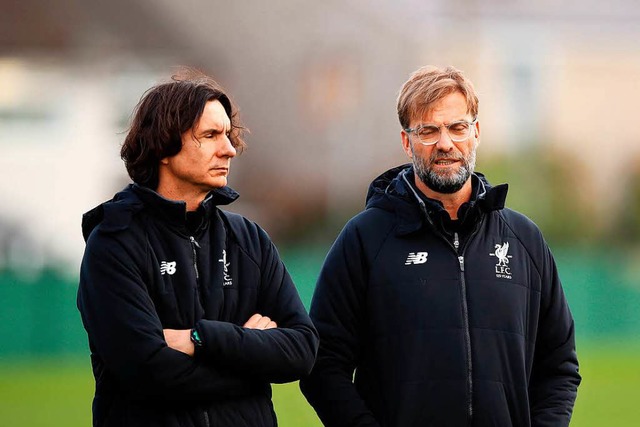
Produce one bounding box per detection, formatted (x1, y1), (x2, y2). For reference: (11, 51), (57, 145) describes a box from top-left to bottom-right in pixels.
(190, 328), (203, 347)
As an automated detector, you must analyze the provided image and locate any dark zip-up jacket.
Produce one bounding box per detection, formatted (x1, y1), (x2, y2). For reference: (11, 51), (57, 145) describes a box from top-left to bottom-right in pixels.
(78, 184), (318, 427)
(300, 165), (580, 427)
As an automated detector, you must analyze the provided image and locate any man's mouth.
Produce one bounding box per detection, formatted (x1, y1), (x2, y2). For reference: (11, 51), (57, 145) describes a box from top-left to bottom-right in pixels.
(434, 159), (458, 166)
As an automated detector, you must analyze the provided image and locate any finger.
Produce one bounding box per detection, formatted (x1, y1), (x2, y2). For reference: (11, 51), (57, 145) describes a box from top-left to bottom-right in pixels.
(256, 316), (272, 330)
(265, 321), (277, 329)
(243, 313), (263, 328)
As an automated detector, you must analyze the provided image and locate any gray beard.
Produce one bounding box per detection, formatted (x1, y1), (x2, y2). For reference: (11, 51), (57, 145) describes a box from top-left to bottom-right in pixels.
(411, 142), (477, 194)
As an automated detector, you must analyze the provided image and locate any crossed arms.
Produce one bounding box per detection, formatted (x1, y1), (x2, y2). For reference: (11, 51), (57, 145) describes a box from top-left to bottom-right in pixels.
(78, 232), (318, 401)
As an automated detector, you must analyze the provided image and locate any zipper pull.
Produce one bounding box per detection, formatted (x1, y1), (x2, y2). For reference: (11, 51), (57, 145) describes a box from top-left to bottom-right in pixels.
(454, 232), (460, 250)
(190, 236), (201, 248)
(458, 256), (465, 272)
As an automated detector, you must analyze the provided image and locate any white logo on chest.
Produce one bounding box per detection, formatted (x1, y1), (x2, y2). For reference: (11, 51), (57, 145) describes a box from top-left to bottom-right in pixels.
(160, 261), (177, 275)
(490, 242), (513, 279)
(218, 250), (233, 286)
(405, 252), (428, 265)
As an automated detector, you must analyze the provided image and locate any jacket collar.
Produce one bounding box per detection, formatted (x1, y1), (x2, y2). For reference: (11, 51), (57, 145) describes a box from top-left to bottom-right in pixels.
(366, 164), (508, 236)
(131, 184), (238, 225)
(82, 183), (239, 241)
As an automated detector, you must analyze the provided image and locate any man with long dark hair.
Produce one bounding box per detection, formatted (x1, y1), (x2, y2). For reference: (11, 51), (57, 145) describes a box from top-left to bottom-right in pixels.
(78, 68), (318, 427)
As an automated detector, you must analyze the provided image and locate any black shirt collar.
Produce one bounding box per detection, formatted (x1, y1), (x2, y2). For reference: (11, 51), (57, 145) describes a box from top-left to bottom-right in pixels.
(407, 173), (482, 223)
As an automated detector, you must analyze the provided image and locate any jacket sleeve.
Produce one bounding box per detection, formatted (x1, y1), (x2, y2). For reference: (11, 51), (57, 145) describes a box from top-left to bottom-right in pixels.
(529, 244), (581, 426)
(195, 226), (319, 384)
(78, 231), (259, 401)
(299, 221), (381, 427)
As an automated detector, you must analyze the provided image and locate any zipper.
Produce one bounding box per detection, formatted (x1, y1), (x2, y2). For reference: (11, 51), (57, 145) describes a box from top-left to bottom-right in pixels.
(190, 239), (209, 427)
(455, 220), (484, 425)
(189, 236), (201, 280)
(419, 202), (483, 424)
(189, 236), (205, 312)
(452, 231), (473, 423)
(457, 254), (473, 422)
(404, 171), (483, 424)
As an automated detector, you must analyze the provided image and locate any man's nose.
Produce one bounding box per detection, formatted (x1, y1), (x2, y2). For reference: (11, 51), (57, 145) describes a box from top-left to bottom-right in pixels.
(219, 135), (237, 158)
(435, 127), (455, 152)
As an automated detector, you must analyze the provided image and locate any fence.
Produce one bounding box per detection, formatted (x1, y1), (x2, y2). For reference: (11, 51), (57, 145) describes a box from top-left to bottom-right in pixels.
(0, 247), (639, 358)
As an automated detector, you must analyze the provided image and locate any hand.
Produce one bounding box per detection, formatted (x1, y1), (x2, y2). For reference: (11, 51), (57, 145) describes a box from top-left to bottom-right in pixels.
(163, 329), (195, 356)
(243, 313), (277, 330)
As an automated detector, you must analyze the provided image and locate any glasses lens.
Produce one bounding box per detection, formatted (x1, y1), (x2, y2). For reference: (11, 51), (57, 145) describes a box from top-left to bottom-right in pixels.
(448, 121), (471, 141)
(417, 125), (440, 144)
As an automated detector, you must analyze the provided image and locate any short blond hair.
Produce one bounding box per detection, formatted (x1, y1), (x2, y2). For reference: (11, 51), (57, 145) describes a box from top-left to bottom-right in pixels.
(397, 65), (479, 129)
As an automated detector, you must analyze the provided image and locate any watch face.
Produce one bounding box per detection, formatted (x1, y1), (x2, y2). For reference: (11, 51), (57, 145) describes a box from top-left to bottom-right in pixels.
(190, 328), (203, 346)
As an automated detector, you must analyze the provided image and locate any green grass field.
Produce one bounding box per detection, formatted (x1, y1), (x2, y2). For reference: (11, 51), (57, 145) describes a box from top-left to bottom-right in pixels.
(0, 340), (637, 426)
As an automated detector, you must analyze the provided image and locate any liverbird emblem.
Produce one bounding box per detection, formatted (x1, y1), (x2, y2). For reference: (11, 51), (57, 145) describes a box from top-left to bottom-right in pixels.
(490, 242), (513, 279)
(491, 242), (510, 266)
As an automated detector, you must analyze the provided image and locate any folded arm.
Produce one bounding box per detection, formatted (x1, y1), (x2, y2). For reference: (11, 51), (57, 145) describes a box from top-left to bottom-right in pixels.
(78, 233), (259, 401)
(194, 231), (319, 383)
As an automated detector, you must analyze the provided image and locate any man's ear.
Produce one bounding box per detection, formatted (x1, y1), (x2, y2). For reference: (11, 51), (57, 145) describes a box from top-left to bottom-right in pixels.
(401, 130), (413, 159)
(474, 120), (480, 144)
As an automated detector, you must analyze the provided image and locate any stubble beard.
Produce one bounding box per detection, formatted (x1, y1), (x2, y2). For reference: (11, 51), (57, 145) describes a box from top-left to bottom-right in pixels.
(411, 141), (478, 194)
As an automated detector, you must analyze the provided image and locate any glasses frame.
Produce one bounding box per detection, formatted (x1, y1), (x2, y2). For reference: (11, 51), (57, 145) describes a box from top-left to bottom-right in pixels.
(404, 118), (478, 146)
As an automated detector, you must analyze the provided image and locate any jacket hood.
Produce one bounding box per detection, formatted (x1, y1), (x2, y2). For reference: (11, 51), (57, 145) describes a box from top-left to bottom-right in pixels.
(81, 184), (239, 242)
(365, 164), (508, 235)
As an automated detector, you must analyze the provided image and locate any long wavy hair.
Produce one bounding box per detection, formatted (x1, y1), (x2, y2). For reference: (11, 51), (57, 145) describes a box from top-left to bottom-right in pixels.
(121, 68), (246, 189)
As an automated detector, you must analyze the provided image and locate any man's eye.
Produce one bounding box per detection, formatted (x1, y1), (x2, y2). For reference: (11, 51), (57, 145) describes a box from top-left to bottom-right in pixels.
(450, 123), (469, 132)
(418, 127), (438, 136)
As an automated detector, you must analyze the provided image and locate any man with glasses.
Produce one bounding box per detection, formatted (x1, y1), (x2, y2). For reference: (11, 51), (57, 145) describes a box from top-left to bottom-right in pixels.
(300, 65), (580, 426)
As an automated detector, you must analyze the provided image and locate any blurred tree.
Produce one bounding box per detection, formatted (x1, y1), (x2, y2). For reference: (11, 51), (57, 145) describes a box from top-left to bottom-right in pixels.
(479, 146), (597, 246)
(612, 156), (640, 246)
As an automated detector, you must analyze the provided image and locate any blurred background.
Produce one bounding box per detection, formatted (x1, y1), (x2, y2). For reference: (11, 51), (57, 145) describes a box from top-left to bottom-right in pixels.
(1, 0), (639, 425)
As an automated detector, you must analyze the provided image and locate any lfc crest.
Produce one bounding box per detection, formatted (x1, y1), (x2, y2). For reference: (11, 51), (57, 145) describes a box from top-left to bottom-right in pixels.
(490, 242), (513, 279)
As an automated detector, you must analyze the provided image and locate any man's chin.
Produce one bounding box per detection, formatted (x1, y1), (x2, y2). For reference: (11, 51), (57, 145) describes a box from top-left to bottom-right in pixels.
(214, 177), (228, 188)
(422, 172), (468, 194)
(427, 182), (464, 194)
(203, 179), (227, 191)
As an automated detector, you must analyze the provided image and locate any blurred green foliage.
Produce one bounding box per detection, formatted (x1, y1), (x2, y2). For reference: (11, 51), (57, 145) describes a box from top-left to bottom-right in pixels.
(478, 149), (598, 246)
(613, 162), (640, 244)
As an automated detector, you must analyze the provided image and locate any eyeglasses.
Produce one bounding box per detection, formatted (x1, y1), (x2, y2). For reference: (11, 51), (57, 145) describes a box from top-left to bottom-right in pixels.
(404, 119), (477, 145)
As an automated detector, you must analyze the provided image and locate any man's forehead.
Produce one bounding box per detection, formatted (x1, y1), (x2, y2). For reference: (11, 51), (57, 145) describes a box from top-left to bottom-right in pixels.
(410, 107), (472, 124)
(197, 100), (230, 128)
(410, 91), (471, 122)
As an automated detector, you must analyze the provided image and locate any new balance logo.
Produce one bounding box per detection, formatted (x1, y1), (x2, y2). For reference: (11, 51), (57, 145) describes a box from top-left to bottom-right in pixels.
(405, 252), (428, 265)
(160, 261), (177, 275)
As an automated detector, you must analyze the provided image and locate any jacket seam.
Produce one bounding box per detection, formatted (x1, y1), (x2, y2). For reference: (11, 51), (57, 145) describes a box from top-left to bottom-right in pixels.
(219, 211), (261, 270)
(497, 211), (543, 279)
(367, 208), (402, 266)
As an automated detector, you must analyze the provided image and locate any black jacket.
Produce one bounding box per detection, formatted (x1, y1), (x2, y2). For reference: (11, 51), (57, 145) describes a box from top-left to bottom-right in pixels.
(78, 184), (318, 427)
(300, 165), (580, 427)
